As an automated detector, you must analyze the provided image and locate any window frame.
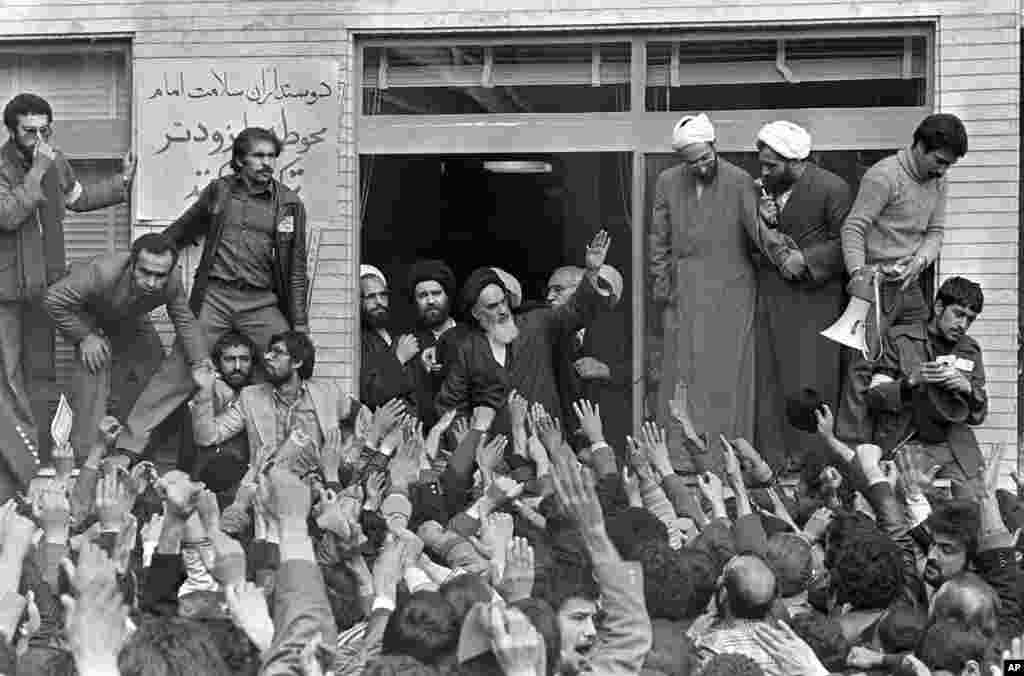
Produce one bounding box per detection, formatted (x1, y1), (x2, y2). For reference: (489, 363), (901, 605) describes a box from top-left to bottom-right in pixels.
(353, 25), (935, 429)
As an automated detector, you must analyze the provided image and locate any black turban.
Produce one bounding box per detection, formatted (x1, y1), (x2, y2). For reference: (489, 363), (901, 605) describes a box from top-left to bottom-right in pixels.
(407, 259), (456, 303)
(460, 267), (507, 318)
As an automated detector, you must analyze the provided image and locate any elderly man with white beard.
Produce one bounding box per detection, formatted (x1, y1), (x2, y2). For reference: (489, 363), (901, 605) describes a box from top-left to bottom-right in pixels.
(436, 230), (620, 436)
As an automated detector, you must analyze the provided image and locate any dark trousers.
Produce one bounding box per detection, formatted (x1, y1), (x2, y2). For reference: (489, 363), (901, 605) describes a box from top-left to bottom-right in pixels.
(69, 319), (164, 463)
(836, 280), (929, 445)
(0, 300), (57, 465)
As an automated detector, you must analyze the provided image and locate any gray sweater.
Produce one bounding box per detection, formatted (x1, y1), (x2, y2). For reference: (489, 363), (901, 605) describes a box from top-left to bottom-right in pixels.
(841, 147), (948, 272)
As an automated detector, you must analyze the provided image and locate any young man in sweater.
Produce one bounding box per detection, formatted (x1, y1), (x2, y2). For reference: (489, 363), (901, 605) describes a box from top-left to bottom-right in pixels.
(835, 113), (969, 445)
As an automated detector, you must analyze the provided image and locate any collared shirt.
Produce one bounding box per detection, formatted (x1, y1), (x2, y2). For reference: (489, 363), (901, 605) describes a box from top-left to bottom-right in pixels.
(209, 176), (277, 289)
(693, 619), (790, 676)
(273, 383), (323, 451)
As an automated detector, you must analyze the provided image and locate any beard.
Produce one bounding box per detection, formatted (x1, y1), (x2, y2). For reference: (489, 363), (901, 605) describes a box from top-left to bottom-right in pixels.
(765, 170), (796, 194)
(265, 365), (293, 385)
(485, 315), (519, 346)
(222, 370), (250, 389)
(419, 304), (449, 330)
(362, 307), (390, 330)
(694, 161), (718, 185)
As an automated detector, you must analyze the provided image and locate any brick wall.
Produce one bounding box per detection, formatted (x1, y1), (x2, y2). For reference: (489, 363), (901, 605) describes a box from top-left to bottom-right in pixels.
(1, 0), (1017, 476)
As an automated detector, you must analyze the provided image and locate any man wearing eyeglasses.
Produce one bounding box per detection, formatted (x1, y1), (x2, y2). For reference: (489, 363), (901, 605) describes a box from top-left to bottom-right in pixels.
(649, 113), (759, 475)
(191, 331), (359, 478)
(109, 126), (309, 467)
(0, 92), (135, 468)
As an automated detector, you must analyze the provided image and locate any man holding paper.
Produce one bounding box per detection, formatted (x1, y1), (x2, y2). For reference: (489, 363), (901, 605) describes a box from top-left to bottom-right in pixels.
(864, 276), (988, 497)
(0, 93), (135, 462)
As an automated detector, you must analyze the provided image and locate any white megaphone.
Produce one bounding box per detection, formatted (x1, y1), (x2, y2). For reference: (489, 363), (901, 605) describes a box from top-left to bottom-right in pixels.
(821, 270), (876, 353)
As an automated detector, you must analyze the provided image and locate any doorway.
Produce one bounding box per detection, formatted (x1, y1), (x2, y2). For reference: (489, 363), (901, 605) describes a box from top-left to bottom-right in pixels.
(359, 151), (635, 436)
(360, 152), (633, 329)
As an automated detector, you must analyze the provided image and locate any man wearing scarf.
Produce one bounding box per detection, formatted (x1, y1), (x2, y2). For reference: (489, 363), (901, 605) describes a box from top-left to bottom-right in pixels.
(749, 121), (852, 471)
(0, 92), (134, 473)
(836, 114), (968, 445)
(649, 113), (758, 473)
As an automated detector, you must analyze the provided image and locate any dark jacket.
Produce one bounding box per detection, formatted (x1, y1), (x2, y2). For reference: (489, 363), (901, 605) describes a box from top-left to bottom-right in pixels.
(360, 327), (415, 410)
(412, 322), (470, 428)
(436, 271), (614, 434)
(162, 175), (308, 327)
(868, 323), (987, 478)
(555, 309), (632, 450)
(0, 140), (125, 301)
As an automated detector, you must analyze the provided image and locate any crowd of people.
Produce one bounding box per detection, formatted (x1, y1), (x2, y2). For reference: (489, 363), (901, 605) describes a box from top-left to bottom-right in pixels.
(0, 88), (1020, 676)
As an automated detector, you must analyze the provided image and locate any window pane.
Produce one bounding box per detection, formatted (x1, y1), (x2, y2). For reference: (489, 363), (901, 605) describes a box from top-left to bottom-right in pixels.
(646, 35), (927, 111)
(363, 43), (630, 115)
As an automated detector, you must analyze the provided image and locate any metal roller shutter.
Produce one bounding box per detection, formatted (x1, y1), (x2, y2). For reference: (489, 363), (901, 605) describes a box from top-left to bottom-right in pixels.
(0, 43), (132, 431)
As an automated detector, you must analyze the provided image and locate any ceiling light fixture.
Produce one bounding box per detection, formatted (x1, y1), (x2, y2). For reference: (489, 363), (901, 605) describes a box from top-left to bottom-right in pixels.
(483, 160), (553, 174)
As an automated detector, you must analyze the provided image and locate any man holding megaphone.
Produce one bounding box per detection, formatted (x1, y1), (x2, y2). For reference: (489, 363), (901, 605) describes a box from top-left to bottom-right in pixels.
(829, 114), (969, 445)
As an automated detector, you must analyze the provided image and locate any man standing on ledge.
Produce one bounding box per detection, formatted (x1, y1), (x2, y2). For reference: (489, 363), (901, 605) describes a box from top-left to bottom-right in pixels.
(111, 127), (308, 465)
(750, 121), (851, 471)
(0, 92), (135, 466)
(835, 113), (968, 445)
(649, 113), (758, 473)
(44, 234), (206, 465)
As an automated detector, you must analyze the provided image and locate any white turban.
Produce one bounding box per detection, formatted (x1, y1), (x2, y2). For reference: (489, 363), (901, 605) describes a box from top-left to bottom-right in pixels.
(757, 121), (812, 160)
(671, 113), (716, 150)
(598, 264), (624, 305)
(490, 267), (522, 309)
(359, 264), (387, 287)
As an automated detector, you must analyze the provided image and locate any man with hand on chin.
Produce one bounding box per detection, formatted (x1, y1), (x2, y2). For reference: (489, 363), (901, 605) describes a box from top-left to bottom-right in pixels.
(0, 92), (135, 464)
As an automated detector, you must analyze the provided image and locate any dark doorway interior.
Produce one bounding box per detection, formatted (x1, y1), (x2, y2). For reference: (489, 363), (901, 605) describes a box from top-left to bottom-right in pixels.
(359, 152), (634, 438)
(360, 153), (633, 331)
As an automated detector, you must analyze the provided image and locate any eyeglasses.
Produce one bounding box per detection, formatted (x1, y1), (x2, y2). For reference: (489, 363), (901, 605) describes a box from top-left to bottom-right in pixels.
(19, 125), (51, 139)
(248, 152), (279, 160)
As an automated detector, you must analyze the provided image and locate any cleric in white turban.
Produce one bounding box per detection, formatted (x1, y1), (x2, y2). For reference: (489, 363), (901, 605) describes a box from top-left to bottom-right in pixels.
(750, 118), (853, 473)
(359, 264), (387, 287)
(671, 113), (719, 184)
(650, 111), (759, 473)
(757, 120), (812, 161)
(671, 112), (716, 151)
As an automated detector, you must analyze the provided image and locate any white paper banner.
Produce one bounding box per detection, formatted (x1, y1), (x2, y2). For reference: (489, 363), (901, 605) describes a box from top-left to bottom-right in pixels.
(51, 393), (73, 447)
(135, 60), (340, 225)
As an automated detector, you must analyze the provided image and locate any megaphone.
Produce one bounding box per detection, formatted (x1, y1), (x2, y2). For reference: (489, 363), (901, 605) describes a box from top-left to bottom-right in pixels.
(821, 270), (876, 353)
